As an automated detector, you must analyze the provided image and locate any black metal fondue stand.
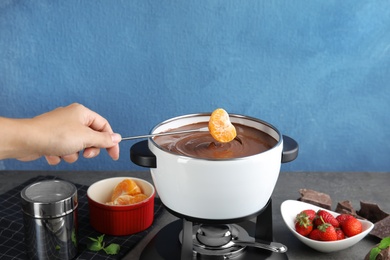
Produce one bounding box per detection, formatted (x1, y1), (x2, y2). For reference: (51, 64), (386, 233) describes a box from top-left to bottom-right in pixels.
(140, 199), (287, 260)
(130, 136), (299, 260)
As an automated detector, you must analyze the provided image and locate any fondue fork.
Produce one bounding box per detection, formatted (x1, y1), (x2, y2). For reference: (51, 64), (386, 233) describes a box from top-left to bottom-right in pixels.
(121, 127), (209, 141)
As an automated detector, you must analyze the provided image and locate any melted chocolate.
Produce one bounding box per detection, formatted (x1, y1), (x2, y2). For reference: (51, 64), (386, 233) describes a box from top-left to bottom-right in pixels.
(153, 122), (277, 159)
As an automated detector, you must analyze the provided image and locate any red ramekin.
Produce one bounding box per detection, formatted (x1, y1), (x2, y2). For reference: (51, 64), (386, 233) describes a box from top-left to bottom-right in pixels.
(87, 177), (155, 236)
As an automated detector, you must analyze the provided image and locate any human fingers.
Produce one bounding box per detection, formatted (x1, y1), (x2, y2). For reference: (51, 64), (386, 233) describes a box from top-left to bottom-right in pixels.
(45, 155), (61, 165)
(106, 133), (121, 160)
(84, 131), (121, 149)
(88, 132), (120, 161)
(106, 142), (120, 161)
(17, 155), (40, 162)
(64, 104), (121, 160)
(45, 154), (78, 164)
(83, 107), (115, 134)
(61, 153), (79, 163)
(83, 147), (101, 158)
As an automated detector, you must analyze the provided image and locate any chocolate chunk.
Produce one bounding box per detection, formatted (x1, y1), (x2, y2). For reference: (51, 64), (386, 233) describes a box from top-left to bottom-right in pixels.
(370, 216), (390, 239)
(378, 247), (390, 260)
(335, 200), (356, 215)
(380, 246), (390, 260)
(335, 200), (365, 219)
(298, 189), (332, 210)
(357, 201), (389, 223)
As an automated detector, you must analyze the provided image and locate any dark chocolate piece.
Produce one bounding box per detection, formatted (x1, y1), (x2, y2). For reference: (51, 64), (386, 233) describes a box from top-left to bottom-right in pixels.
(357, 201), (389, 223)
(298, 189), (332, 210)
(335, 200), (365, 219)
(370, 215), (390, 239)
(335, 200), (356, 214)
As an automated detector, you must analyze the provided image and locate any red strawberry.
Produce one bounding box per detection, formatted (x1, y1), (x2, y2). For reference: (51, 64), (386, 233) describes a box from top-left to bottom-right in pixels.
(308, 229), (321, 241)
(335, 228), (345, 240)
(341, 218), (362, 237)
(315, 210), (339, 228)
(317, 222), (338, 241)
(296, 209), (316, 222)
(295, 218), (313, 236)
(336, 214), (354, 226)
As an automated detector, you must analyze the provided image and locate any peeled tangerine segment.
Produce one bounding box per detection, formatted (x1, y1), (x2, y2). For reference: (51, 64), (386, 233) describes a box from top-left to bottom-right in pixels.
(112, 194), (148, 205)
(208, 108), (237, 143)
(111, 178), (142, 202)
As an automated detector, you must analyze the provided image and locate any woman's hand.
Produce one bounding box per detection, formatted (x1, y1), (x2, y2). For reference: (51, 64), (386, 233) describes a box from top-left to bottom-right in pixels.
(0, 103), (121, 165)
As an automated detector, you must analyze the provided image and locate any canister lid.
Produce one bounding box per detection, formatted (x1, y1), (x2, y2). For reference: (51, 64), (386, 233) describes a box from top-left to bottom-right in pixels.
(21, 180), (78, 218)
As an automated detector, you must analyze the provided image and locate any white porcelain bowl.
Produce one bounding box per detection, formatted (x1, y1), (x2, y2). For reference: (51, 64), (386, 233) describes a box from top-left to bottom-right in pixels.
(281, 200), (374, 253)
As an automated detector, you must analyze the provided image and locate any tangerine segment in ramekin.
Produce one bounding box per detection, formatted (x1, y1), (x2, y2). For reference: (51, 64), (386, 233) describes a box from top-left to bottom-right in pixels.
(87, 177), (155, 236)
(111, 178), (142, 202)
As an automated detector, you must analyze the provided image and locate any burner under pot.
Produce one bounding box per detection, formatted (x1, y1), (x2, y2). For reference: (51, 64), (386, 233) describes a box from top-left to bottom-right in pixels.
(140, 199), (289, 260)
(180, 224), (246, 258)
(191, 224), (287, 257)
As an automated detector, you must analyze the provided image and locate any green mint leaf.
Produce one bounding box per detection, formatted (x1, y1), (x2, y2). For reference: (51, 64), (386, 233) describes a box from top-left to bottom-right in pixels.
(71, 229), (77, 246)
(369, 247), (381, 260)
(378, 237), (390, 250)
(98, 234), (105, 243)
(103, 243), (120, 255)
(87, 234), (120, 255)
(88, 237), (98, 242)
(87, 241), (103, 252)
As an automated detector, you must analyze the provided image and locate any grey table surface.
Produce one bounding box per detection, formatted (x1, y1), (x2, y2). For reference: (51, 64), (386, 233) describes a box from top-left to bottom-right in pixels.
(0, 170), (388, 260)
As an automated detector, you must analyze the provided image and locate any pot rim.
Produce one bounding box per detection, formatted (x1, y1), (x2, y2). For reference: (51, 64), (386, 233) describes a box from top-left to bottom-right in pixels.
(149, 113), (283, 161)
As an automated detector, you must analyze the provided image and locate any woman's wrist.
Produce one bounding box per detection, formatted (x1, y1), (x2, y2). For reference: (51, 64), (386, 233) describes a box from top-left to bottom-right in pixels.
(0, 117), (40, 160)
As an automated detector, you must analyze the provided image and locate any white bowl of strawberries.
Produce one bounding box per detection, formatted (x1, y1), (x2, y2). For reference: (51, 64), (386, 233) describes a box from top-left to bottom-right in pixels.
(281, 200), (374, 253)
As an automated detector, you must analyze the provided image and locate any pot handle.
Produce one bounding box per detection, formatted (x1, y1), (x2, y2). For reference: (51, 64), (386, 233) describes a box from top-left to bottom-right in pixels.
(281, 135), (299, 163)
(130, 140), (157, 168)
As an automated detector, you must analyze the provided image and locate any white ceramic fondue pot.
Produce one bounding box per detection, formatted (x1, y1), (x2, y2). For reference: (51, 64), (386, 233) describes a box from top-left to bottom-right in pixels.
(130, 113), (298, 221)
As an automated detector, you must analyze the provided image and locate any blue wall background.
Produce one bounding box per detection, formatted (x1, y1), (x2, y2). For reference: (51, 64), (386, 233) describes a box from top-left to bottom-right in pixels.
(1, 1), (389, 172)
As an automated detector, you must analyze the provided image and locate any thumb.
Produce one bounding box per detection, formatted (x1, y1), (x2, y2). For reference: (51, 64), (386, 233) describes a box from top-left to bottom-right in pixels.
(87, 132), (122, 148)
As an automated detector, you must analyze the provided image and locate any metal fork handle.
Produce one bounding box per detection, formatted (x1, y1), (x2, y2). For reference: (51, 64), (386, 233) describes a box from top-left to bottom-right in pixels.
(121, 127), (209, 141)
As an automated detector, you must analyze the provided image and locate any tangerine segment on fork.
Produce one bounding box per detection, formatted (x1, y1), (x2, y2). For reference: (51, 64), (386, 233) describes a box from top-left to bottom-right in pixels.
(208, 108), (237, 143)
